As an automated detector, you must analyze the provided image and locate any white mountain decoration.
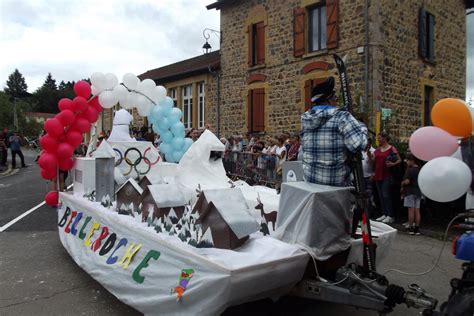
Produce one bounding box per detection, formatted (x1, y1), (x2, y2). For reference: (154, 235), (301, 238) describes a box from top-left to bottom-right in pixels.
(197, 228), (214, 248)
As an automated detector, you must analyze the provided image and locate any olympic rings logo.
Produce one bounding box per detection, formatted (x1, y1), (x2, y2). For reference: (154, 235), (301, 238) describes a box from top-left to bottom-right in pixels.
(113, 147), (161, 176)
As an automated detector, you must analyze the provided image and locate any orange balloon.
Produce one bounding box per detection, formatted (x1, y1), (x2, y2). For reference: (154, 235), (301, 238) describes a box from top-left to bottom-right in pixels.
(431, 98), (472, 137)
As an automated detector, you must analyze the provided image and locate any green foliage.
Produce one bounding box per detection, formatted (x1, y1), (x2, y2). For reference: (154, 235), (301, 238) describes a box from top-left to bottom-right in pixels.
(4, 69), (28, 98)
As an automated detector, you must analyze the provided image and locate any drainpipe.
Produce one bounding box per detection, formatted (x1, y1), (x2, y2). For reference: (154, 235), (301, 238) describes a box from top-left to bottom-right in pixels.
(364, 0), (369, 114)
(208, 66), (221, 138)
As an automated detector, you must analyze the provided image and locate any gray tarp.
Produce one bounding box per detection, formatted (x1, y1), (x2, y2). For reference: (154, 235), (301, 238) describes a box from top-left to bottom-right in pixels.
(274, 181), (354, 260)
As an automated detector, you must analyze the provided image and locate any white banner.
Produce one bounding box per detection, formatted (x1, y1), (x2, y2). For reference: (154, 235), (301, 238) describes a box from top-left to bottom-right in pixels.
(58, 193), (308, 315)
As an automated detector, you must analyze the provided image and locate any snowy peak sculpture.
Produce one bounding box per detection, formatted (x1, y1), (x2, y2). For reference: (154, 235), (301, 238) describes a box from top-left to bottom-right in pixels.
(194, 188), (259, 250)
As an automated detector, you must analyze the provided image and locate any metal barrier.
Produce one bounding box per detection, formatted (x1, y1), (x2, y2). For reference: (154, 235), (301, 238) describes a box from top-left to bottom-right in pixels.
(223, 151), (280, 188)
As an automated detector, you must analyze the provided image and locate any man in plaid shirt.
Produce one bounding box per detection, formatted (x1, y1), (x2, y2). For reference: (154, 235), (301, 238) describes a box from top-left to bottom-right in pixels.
(301, 77), (367, 186)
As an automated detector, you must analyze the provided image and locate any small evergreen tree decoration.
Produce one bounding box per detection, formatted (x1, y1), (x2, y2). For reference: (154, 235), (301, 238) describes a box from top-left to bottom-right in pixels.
(260, 222), (270, 236)
(169, 226), (176, 236)
(168, 208), (179, 225)
(197, 227), (214, 248)
(154, 224), (162, 233)
(188, 238), (198, 247)
(178, 231), (187, 242)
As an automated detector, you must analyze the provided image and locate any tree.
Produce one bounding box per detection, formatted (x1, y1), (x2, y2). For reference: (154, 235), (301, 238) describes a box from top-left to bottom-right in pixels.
(4, 69), (28, 98)
(33, 73), (59, 113)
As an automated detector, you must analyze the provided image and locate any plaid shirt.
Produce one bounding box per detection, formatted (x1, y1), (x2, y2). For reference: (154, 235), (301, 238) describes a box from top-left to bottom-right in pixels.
(301, 106), (368, 186)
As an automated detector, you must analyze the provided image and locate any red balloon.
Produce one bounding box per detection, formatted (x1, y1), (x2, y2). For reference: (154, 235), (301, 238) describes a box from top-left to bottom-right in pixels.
(38, 152), (58, 171)
(58, 157), (74, 171)
(58, 98), (73, 112)
(56, 110), (75, 126)
(74, 81), (91, 99)
(44, 118), (64, 138)
(45, 191), (59, 206)
(41, 168), (56, 180)
(66, 130), (83, 147)
(83, 106), (99, 123)
(72, 96), (88, 112)
(71, 117), (91, 133)
(57, 143), (74, 158)
(88, 96), (103, 113)
(39, 134), (59, 152)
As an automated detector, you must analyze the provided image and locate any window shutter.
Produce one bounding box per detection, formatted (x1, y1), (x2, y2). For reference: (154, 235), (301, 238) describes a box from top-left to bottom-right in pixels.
(256, 22), (265, 65)
(326, 0), (339, 49)
(247, 90), (252, 130)
(293, 8), (305, 57)
(419, 8), (427, 59)
(304, 79), (312, 110)
(428, 13), (435, 62)
(252, 88), (265, 132)
(248, 24), (254, 67)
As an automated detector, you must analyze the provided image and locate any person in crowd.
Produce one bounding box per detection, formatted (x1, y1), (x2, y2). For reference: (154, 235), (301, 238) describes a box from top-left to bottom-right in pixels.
(371, 132), (401, 224)
(9, 132), (27, 169)
(187, 128), (200, 142)
(301, 76), (367, 186)
(283, 132), (291, 155)
(275, 135), (287, 174)
(362, 138), (376, 213)
(287, 133), (301, 161)
(1, 128), (10, 167)
(246, 132), (256, 151)
(154, 133), (161, 148)
(401, 153), (422, 235)
(231, 136), (243, 152)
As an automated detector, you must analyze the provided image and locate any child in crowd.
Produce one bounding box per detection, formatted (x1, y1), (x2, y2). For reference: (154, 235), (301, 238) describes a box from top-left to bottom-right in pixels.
(401, 153), (422, 235)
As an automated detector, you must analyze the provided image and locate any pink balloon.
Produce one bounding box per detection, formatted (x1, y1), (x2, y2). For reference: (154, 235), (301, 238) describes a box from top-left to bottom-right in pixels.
(83, 106), (99, 123)
(58, 157), (74, 171)
(38, 152), (58, 171)
(45, 191), (59, 206)
(57, 143), (74, 159)
(39, 134), (59, 152)
(72, 96), (88, 112)
(88, 96), (103, 113)
(74, 81), (91, 99)
(70, 117), (91, 133)
(409, 126), (459, 161)
(58, 98), (73, 112)
(44, 118), (64, 138)
(41, 168), (56, 180)
(66, 130), (83, 147)
(56, 110), (75, 126)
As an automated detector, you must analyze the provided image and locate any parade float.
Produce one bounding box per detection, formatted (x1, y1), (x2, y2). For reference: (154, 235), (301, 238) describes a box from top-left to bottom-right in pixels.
(37, 73), (474, 315)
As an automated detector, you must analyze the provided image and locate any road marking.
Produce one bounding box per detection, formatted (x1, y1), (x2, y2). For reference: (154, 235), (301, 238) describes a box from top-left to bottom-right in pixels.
(0, 183), (12, 188)
(0, 184), (73, 233)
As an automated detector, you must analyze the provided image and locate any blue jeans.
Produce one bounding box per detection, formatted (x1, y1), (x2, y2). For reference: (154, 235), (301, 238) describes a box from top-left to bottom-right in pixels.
(376, 177), (393, 218)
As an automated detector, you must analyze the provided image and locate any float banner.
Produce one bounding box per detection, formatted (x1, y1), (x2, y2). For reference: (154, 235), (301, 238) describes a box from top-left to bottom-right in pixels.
(58, 193), (308, 315)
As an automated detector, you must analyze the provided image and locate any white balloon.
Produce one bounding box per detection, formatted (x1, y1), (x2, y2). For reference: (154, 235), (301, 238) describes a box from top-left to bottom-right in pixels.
(137, 102), (152, 117)
(122, 73), (140, 90)
(151, 85), (167, 103)
(104, 73), (118, 89)
(113, 84), (129, 105)
(451, 146), (463, 161)
(140, 79), (156, 92)
(98, 90), (118, 109)
(91, 72), (106, 90)
(91, 85), (100, 96)
(135, 94), (149, 108)
(419, 156), (472, 202)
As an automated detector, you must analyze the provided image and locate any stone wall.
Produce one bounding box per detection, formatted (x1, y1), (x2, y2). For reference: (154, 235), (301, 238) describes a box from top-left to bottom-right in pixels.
(215, 0), (466, 141)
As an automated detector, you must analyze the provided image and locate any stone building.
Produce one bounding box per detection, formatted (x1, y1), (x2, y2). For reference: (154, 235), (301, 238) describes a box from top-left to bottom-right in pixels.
(206, 0), (470, 141)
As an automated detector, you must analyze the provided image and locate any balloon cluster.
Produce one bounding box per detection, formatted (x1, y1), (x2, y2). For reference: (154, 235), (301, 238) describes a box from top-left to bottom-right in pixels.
(408, 98), (473, 202)
(90, 73), (192, 162)
(40, 81), (102, 206)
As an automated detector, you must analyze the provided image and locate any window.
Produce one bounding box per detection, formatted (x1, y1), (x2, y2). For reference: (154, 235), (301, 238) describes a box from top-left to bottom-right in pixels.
(198, 82), (205, 129)
(247, 88), (265, 133)
(423, 85), (434, 126)
(294, 1), (339, 57)
(308, 5), (327, 52)
(248, 21), (265, 67)
(169, 88), (177, 107)
(182, 85), (192, 129)
(419, 8), (435, 62)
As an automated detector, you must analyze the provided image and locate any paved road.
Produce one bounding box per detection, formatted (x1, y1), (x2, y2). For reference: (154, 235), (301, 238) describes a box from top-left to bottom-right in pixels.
(0, 150), (463, 315)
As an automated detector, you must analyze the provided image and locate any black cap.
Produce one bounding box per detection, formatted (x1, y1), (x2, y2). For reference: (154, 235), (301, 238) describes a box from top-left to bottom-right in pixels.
(311, 77), (335, 103)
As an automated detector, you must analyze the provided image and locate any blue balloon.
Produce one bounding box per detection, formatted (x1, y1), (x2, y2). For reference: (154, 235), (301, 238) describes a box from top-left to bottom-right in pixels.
(159, 142), (172, 155)
(172, 150), (184, 162)
(171, 122), (185, 137)
(172, 137), (185, 150)
(161, 131), (173, 143)
(149, 105), (165, 121)
(183, 138), (193, 151)
(157, 116), (171, 129)
(169, 107), (182, 122)
(160, 96), (174, 110)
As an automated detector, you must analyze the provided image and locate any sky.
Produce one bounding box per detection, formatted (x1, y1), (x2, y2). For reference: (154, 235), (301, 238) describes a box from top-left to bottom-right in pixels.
(0, 0), (221, 91)
(0, 1), (472, 101)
